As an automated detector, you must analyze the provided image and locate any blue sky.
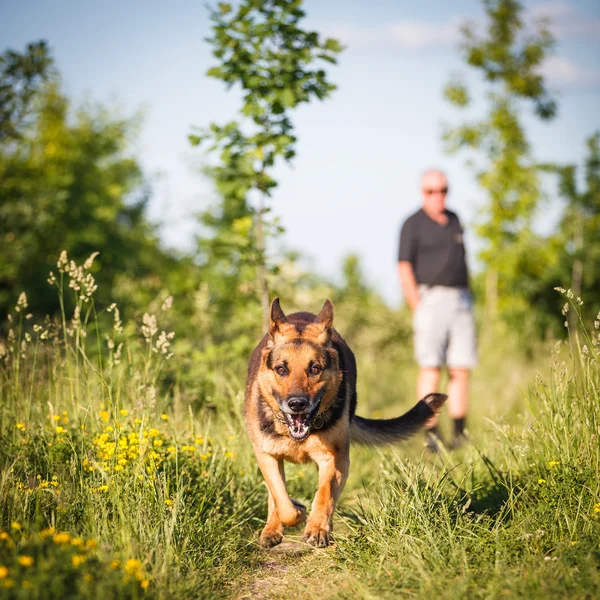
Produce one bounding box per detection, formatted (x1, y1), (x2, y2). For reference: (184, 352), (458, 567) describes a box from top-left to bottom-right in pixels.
(1, 0), (599, 304)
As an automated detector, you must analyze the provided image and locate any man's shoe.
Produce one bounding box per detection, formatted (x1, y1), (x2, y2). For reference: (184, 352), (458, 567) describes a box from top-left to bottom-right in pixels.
(449, 434), (468, 451)
(425, 429), (444, 453)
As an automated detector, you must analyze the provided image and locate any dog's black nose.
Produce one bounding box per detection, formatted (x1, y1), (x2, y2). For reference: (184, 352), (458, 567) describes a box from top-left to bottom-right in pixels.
(287, 396), (308, 413)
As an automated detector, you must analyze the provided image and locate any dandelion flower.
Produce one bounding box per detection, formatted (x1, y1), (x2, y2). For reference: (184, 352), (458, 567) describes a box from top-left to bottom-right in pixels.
(124, 559), (143, 575)
(0, 566), (8, 579)
(54, 532), (71, 544)
(17, 556), (34, 567)
(72, 555), (86, 568)
(10, 523), (21, 531)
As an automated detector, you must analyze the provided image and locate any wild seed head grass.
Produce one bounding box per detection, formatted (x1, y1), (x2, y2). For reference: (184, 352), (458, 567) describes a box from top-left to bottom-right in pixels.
(0, 251), (265, 599)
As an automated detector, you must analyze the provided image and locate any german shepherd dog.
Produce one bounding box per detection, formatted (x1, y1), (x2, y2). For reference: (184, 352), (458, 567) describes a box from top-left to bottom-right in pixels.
(244, 298), (446, 548)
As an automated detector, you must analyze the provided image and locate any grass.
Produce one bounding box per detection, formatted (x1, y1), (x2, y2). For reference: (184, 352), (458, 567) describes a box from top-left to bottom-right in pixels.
(0, 254), (599, 599)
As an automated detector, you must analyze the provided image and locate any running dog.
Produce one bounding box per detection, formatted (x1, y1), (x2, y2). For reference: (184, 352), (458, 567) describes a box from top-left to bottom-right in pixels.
(244, 298), (446, 548)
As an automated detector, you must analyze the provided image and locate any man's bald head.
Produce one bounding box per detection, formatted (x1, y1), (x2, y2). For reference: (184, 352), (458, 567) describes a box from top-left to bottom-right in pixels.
(420, 169), (449, 217)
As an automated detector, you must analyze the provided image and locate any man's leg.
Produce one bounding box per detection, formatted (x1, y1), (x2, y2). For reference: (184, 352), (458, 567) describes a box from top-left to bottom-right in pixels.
(447, 367), (469, 447)
(418, 367), (442, 449)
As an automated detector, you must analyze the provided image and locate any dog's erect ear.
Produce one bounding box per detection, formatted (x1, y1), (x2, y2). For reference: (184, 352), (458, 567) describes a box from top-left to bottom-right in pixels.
(314, 299), (334, 345)
(269, 297), (288, 338)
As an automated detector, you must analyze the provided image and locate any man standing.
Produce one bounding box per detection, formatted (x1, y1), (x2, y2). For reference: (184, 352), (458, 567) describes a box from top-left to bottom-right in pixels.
(398, 169), (477, 450)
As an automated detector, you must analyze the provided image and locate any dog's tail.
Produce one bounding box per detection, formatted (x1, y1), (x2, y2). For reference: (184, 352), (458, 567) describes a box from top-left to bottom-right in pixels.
(350, 393), (447, 446)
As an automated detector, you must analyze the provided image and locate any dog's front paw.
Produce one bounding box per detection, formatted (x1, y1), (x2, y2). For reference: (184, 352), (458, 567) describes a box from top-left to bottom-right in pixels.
(259, 526), (284, 548)
(302, 523), (331, 548)
(279, 499), (306, 527)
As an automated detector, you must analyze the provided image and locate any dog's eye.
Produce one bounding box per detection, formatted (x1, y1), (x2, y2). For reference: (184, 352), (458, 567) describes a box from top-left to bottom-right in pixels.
(274, 365), (287, 376)
(309, 364), (321, 376)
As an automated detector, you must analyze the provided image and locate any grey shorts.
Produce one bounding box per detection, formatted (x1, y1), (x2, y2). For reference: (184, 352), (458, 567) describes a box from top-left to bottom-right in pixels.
(413, 286), (478, 369)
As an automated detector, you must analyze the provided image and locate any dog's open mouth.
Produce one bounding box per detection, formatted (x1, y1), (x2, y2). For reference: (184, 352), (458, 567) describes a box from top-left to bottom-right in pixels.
(283, 401), (321, 441)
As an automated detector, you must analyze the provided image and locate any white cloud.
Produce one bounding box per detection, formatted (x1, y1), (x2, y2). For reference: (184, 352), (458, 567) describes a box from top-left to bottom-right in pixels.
(322, 3), (600, 50)
(540, 56), (600, 87)
(529, 2), (600, 40)
(324, 19), (462, 49)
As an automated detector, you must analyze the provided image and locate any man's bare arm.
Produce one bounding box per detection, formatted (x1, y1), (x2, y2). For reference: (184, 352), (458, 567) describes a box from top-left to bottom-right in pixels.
(398, 261), (420, 311)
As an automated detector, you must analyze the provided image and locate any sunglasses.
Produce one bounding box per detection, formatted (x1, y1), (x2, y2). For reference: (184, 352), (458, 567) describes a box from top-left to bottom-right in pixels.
(424, 187), (448, 195)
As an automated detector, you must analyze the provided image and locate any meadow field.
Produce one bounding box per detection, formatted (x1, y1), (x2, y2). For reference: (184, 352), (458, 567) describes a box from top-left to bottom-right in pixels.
(0, 254), (598, 600)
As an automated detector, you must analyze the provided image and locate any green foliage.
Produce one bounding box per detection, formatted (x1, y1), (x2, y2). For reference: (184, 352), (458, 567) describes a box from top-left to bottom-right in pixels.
(0, 43), (195, 324)
(199, 0), (343, 170)
(0, 40), (53, 142)
(536, 134), (600, 330)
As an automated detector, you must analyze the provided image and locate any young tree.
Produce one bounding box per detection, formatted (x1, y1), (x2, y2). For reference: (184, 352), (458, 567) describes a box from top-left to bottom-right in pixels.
(0, 40), (53, 143)
(442, 0), (557, 321)
(541, 133), (600, 330)
(191, 0), (343, 331)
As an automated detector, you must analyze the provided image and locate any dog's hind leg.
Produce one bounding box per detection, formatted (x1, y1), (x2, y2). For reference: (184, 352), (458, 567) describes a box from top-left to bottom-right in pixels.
(255, 451), (306, 535)
(303, 446), (349, 548)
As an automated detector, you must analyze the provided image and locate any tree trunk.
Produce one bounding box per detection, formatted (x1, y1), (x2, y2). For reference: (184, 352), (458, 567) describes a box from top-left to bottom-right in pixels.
(485, 268), (498, 322)
(569, 208), (584, 330)
(255, 197), (270, 334)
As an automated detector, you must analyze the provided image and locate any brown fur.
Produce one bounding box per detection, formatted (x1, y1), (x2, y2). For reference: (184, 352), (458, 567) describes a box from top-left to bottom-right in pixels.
(244, 298), (446, 548)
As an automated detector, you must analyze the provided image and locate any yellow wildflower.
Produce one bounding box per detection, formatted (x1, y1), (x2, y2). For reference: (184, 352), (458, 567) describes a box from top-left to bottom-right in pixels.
(160, 414), (169, 421)
(124, 559), (142, 575)
(71, 537), (83, 547)
(571, 541), (578, 546)
(99, 410), (109, 423)
(55, 426), (66, 434)
(593, 502), (600, 514)
(10, 522), (21, 531)
(40, 527), (55, 538)
(17, 556), (34, 567)
(538, 479), (546, 485)
(111, 560), (120, 570)
(54, 532), (71, 544)
(16, 423), (25, 431)
(85, 539), (97, 549)
(0, 532), (9, 541)
(52, 415), (61, 422)
(0, 567), (8, 579)
(548, 460), (560, 468)
(141, 579), (150, 589)
(164, 499), (173, 507)
(72, 554), (86, 567)
(120, 409), (129, 417)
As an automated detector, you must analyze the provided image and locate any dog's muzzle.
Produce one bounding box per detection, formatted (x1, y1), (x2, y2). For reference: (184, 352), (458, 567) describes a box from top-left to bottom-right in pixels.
(280, 394), (322, 441)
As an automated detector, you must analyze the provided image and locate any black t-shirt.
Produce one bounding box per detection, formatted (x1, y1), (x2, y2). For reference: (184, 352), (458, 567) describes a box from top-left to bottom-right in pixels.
(398, 208), (469, 287)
